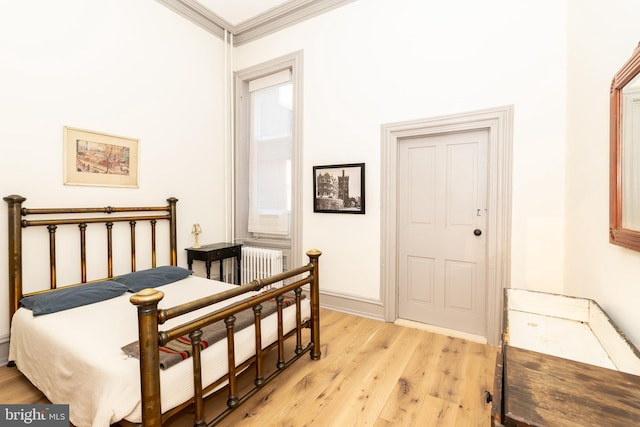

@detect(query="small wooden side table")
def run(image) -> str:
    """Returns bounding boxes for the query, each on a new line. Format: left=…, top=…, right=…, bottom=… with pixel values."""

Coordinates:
left=185, top=242, right=242, bottom=284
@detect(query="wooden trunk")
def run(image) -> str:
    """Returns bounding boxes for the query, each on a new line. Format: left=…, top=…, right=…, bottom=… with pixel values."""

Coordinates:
left=493, top=289, right=640, bottom=427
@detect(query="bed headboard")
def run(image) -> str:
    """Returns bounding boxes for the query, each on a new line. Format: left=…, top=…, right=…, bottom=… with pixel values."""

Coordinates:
left=4, top=195, right=178, bottom=323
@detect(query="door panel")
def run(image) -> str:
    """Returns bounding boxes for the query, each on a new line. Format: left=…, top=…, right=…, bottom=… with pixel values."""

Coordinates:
left=447, top=143, right=476, bottom=226
left=407, top=255, right=434, bottom=305
left=398, top=130, right=488, bottom=336
left=408, top=146, right=436, bottom=224
left=445, top=259, right=474, bottom=311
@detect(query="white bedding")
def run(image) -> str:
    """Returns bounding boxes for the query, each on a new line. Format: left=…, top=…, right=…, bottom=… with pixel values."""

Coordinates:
left=9, top=275, right=310, bottom=427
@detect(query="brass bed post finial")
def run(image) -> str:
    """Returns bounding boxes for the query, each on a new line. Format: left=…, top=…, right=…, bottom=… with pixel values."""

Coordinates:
left=130, top=288, right=165, bottom=427
left=4, top=194, right=26, bottom=324
left=306, top=249, right=322, bottom=360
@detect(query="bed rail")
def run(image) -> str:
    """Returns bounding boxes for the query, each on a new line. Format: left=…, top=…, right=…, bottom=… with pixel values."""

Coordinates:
left=4, top=195, right=178, bottom=324
left=130, top=249, right=322, bottom=427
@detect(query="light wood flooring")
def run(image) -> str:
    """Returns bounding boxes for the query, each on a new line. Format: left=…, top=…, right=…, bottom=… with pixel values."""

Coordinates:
left=0, top=308, right=499, bottom=426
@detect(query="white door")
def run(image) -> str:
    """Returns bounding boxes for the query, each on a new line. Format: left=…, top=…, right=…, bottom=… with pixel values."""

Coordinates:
left=398, top=130, right=488, bottom=336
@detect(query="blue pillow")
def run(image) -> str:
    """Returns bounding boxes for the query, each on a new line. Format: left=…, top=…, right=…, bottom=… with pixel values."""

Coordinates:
left=114, top=266, right=192, bottom=292
left=20, top=280, right=128, bottom=316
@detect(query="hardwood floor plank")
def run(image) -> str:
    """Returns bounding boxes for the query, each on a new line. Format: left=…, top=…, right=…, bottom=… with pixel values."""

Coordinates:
left=328, top=326, right=421, bottom=426
left=416, top=394, right=463, bottom=426
left=460, top=351, right=496, bottom=410
left=424, top=336, right=470, bottom=404
left=377, top=332, right=447, bottom=425
left=0, top=365, right=49, bottom=404
left=296, top=322, right=408, bottom=425
left=239, top=317, right=405, bottom=425
left=218, top=310, right=383, bottom=425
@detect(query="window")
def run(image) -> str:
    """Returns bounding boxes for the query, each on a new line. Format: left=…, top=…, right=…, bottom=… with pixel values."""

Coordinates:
left=235, top=52, right=302, bottom=268
left=248, top=72, right=292, bottom=235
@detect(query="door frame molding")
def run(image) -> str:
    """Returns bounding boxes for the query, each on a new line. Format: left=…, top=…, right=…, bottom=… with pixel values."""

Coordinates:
left=380, top=105, right=513, bottom=345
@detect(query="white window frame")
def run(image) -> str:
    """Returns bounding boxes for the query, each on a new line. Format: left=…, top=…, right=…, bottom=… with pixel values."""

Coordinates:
left=234, top=51, right=303, bottom=269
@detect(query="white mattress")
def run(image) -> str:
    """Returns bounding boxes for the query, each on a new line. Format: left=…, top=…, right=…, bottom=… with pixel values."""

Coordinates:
left=9, top=275, right=310, bottom=427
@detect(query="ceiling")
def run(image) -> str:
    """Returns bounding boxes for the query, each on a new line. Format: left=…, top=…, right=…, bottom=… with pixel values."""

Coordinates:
left=194, top=0, right=295, bottom=27
left=157, top=0, right=355, bottom=45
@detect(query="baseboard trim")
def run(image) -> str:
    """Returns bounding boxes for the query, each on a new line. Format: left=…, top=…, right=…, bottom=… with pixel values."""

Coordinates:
left=318, top=290, right=384, bottom=321
left=0, top=334, right=9, bottom=367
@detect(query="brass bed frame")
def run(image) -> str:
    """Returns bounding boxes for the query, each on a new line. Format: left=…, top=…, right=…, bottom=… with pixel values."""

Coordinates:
left=4, top=195, right=321, bottom=426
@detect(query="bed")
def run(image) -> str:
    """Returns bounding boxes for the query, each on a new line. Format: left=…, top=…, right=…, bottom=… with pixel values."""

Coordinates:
left=4, top=195, right=321, bottom=427
left=491, top=288, right=640, bottom=426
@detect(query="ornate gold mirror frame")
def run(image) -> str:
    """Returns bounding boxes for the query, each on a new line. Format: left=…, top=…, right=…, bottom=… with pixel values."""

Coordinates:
left=610, top=42, right=640, bottom=250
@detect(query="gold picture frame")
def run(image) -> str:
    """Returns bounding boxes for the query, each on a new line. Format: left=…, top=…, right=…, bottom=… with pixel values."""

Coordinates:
left=63, top=126, right=139, bottom=188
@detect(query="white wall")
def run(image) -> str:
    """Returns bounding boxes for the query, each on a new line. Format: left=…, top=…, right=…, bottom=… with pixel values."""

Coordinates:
left=565, top=0, right=640, bottom=348
left=5, top=0, right=636, bottom=353
left=234, top=0, right=567, bottom=303
left=0, top=1, right=227, bottom=339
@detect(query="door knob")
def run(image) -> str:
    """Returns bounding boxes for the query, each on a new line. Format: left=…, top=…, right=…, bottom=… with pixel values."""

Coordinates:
left=474, top=229, right=482, bottom=236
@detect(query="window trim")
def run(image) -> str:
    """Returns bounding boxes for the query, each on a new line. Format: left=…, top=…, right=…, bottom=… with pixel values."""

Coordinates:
left=234, top=51, right=303, bottom=269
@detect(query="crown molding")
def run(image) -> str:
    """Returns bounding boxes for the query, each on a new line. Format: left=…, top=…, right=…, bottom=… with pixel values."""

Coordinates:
left=157, top=0, right=226, bottom=38
left=156, top=0, right=356, bottom=46
left=233, top=0, right=356, bottom=45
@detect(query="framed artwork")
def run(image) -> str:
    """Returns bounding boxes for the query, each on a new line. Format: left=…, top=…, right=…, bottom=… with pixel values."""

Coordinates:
left=63, top=126, right=139, bottom=188
left=313, top=162, right=365, bottom=214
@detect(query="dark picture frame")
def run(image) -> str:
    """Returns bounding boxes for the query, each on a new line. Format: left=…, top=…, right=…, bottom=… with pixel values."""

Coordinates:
left=313, top=163, right=365, bottom=214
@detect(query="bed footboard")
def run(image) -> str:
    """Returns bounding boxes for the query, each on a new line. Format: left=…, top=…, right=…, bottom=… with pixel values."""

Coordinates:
left=130, top=249, right=322, bottom=426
